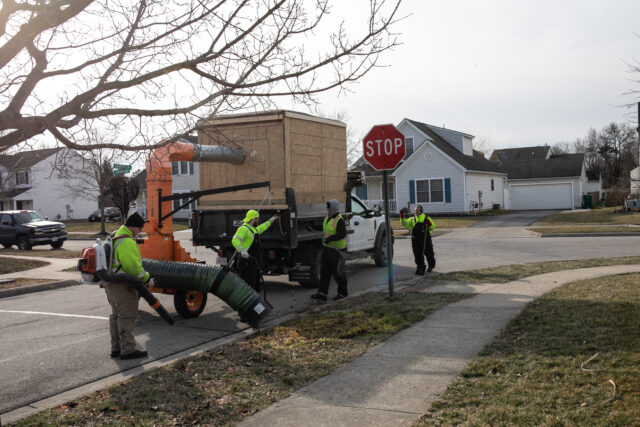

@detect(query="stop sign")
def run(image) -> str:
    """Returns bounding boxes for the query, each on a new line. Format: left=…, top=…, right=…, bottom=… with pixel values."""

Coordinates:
left=362, top=124, right=405, bottom=170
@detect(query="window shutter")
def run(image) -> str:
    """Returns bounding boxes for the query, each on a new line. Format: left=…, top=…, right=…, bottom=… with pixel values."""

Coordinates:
left=409, top=180, right=415, bottom=204
left=355, top=185, right=368, bottom=200
left=444, top=178, right=451, bottom=203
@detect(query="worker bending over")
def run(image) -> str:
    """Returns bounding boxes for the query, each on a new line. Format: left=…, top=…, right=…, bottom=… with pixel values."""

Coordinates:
left=232, top=210, right=278, bottom=292
left=400, top=205, right=436, bottom=275
left=311, top=199, right=348, bottom=301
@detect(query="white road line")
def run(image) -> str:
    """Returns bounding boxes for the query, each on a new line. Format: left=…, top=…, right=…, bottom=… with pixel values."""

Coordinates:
left=0, top=309, right=108, bottom=320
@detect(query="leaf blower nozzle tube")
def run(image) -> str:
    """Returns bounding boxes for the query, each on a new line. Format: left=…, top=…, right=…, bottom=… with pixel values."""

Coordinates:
left=94, top=270, right=174, bottom=325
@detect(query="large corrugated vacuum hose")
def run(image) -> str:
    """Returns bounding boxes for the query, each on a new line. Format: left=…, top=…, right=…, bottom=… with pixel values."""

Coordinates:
left=141, top=259, right=269, bottom=326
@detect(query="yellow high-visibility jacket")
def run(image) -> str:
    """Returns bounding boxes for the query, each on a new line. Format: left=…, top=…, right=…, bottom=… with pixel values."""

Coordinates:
left=112, top=225, right=150, bottom=283
left=232, top=220, right=273, bottom=252
left=401, top=213, right=436, bottom=234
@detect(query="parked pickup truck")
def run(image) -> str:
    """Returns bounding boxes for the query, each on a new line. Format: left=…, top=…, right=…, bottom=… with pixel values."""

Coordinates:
left=192, top=187, right=391, bottom=287
left=0, top=210, right=67, bottom=250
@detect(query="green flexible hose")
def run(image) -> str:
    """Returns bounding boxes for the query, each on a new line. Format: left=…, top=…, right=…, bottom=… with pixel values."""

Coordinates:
left=141, top=259, right=269, bottom=324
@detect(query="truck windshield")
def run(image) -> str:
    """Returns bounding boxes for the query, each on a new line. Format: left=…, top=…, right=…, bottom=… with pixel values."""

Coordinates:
left=14, top=212, right=45, bottom=224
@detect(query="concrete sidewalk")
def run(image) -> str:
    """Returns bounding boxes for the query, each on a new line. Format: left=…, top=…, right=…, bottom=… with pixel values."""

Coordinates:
left=238, top=264, right=640, bottom=427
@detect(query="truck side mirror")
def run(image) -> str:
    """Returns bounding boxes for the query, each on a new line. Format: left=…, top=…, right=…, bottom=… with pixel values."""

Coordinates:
left=373, top=205, right=381, bottom=216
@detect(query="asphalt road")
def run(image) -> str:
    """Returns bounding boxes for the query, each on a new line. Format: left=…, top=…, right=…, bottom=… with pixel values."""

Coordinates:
left=1, top=215, right=640, bottom=416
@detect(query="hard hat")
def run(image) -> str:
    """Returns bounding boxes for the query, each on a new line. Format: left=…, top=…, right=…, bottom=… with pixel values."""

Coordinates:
left=243, top=209, right=259, bottom=223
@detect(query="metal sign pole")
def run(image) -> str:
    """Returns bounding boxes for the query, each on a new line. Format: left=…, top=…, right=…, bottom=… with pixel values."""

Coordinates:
left=382, top=170, right=394, bottom=297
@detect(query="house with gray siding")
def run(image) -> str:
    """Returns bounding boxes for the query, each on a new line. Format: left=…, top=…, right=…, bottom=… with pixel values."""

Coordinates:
left=351, top=119, right=506, bottom=214
left=490, top=146, right=587, bottom=209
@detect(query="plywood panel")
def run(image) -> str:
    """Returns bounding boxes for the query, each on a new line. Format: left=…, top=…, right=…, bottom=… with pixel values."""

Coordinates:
left=290, top=117, right=322, bottom=136
left=291, top=154, right=321, bottom=176
left=321, top=123, right=346, bottom=140
left=198, top=112, right=346, bottom=209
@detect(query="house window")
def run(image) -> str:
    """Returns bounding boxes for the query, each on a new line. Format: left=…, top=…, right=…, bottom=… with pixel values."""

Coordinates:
left=404, top=137, right=414, bottom=158
left=171, top=161, right=194, bottom=175
left=491, top=179, right=494, bottom=191
left=416, top=178, right=445, bottom=203
left=16, top=171, right=28, bottom=185
left=173, top=192, right=197, bottom=211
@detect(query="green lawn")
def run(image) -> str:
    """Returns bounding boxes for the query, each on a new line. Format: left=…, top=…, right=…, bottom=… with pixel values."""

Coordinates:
left=417, top=273, right=640, bottom=426
left=533, top=207, right=640, bottom=226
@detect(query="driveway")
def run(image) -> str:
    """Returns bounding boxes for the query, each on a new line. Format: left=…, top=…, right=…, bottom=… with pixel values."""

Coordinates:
left=469, top=210, right=557, bottom=227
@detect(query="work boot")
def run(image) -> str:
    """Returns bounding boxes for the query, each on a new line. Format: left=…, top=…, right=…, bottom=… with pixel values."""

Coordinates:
left=427, top=266, right=434, bottom=273
left=333, top=294, right=347, bottom=301
left=310, top=292, right=327, bottom=301
left=415, top=267, right=425, bottom=275
left=110, top=350, right=120, bottom=358
left=120, top=350, right=148, bottom=360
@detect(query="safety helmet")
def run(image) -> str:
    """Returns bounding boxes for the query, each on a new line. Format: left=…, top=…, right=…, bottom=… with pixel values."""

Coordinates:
left=243, top=209, right=259, bottom=223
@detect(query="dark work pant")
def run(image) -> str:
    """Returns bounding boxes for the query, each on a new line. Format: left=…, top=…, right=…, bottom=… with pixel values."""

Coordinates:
left=318, top=247, right=348, bottom=296
left=238, top=256, right=262, bottom=292
left=412, top=233, right=436, bottom=270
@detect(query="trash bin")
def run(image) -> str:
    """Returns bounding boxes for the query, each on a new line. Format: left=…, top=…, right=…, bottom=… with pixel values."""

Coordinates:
left=582, top=194, right=592, bottom=209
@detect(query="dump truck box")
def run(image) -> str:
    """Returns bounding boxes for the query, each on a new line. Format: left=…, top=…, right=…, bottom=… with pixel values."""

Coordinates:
left=197, top=110, right=348, bottom=217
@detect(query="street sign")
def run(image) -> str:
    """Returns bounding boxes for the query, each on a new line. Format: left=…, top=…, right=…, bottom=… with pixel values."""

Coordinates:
left=362, top=124, right=405, bottom=171
left=113, top=163, right=132, bottom=171
left=113, top=169, right=126, bottom=175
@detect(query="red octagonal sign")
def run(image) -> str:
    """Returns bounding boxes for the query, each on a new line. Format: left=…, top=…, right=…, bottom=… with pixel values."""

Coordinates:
left=362, top=124, right=405, bottom=171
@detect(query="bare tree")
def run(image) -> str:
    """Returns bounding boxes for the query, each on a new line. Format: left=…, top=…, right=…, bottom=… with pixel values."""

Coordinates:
left=109, top=175, right=138, bottom=220
left=0, top=0, right=403, bottom=154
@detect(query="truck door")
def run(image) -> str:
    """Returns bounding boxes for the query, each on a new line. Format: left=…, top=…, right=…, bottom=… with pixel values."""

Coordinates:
left=0, top=213, right=12, bottom=245
left=346, top=197, right=376, bottom=252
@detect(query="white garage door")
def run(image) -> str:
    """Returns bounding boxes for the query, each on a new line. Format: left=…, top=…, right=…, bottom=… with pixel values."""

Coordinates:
left=510, top=183, right=572, bottom=210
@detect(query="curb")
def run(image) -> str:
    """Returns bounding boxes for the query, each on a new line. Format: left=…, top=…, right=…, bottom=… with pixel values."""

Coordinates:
left=0, top=280, right=80, bottom=299
left=540, top=232, right=640, bottom=238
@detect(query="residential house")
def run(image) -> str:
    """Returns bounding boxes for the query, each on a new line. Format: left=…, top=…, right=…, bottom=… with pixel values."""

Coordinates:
left=351, top=119, right=506, bottom=214
left=490, top=146, right=587, bottom=210
left=134, top=136, right=200, bottom=220
left=0, top=147, right=97, bottom=219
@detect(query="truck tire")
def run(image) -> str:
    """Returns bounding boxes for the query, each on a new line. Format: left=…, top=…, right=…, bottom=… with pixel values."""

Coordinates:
left=174, top=290, right=207, bottom=318
left=299, top=249, right=322, bottom=288
left=17, top=235, right=32, bottom=251
left=373, top=230, right=391, bottom=267
left=51, top=241, right=64, bottom=249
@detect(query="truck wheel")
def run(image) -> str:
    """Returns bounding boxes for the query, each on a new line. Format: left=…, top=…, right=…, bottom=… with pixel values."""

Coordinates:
left=299, top=249, right=322, bottom=288
left=51, top=241, right=64, bottom=249
left=373, top=231, right=390, bottom=267
left=174, top=290, right=207, bottom=318
left=17, top=235, right=32, bottom=251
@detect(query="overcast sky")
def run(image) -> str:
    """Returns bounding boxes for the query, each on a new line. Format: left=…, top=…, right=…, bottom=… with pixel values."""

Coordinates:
left=296, top=0, right=640, bottom=152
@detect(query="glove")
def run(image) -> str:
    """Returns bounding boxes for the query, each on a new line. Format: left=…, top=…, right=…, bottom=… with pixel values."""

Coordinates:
left=146, top=278, right=155, bottom=289
left=269, top=215, right=279, bottom=223
left=241, top=250, right=249, bottom=259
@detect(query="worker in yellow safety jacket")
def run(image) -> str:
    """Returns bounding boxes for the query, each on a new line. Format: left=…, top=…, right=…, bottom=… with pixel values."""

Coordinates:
left=400, top=204, right=436, bottom=275
left=105, top=212, right=154, bottom=360
left=311, top=199, right=348, bottom=302
left=232, top=210, right=278, bottom=292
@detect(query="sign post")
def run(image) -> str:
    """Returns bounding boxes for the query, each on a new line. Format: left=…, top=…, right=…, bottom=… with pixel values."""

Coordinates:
left=362, top=124, right=405, bottom=297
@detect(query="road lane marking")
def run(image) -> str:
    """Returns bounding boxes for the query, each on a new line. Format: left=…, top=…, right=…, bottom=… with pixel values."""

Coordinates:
left=0, top=309, right=108, bottom=320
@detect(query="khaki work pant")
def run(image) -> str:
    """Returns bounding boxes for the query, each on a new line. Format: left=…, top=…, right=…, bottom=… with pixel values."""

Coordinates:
left=104, top=282, right=140, bottom=354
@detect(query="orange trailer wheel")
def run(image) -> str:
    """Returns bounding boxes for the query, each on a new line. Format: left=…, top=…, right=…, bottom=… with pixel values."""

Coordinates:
left=174, top=290, right=207, bottom=318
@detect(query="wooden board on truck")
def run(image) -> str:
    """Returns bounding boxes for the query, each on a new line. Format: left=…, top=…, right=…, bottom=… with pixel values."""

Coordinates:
left=197, top=110, right=347, bottom=216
